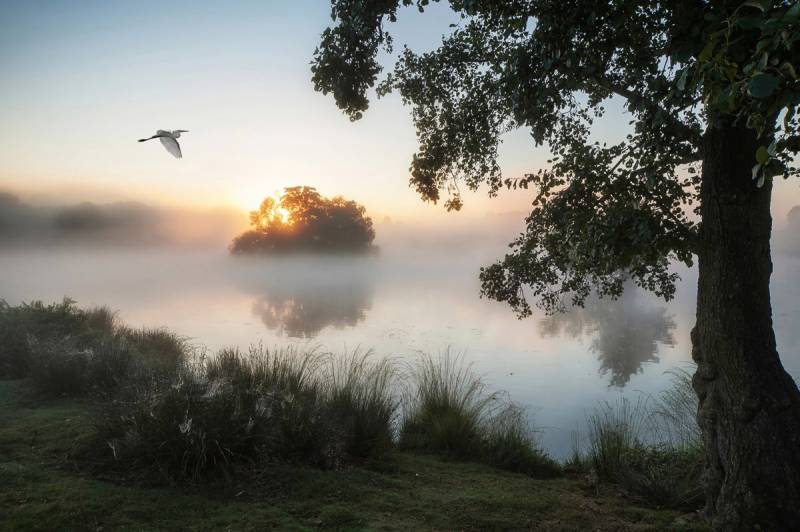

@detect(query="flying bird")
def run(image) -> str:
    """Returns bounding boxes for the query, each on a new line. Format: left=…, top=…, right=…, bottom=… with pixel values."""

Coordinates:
left=138, top=130, right=189, bottom=158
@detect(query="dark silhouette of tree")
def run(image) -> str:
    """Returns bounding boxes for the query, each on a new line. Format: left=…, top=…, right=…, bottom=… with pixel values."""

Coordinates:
left=312, top=2, right=800, bottom=527
left=539, top=289, right=675, bottom=387
left=229, top=186, right=375, bottom=253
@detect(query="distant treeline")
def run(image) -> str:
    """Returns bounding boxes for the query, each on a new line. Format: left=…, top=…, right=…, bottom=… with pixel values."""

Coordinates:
left=0, top=192, right=242, bottom=247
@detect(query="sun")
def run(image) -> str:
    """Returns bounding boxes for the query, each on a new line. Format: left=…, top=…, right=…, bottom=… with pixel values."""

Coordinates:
left=276, top=205, right=291, bottom=225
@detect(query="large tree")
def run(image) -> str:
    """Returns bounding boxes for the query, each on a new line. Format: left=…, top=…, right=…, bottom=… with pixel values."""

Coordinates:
left=230, top=186, right=375, bottom=253
left=311, top=0, right=800, bottom=529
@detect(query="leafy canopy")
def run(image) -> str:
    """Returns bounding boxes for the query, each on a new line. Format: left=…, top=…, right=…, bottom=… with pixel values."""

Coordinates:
left=230, top=186, right=375, bottom=253
left=312, top=0, right=800, bottom=315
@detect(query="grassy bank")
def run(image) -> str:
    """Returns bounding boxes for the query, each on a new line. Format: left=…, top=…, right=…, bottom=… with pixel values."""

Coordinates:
left=0, top=379, right=706, bottom=531
left=0, top=298, right=709, bottom=530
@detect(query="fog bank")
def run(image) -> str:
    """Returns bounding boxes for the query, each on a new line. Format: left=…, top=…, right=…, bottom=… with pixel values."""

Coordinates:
left=0, top=191, right=246, bottom=248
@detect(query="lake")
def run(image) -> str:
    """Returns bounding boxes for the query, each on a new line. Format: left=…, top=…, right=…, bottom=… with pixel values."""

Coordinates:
left=2, top=244, right=799, bottom=458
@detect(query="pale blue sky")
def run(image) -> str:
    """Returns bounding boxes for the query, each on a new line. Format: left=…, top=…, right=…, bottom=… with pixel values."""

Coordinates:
left=1, top=1, right=797, bottom=224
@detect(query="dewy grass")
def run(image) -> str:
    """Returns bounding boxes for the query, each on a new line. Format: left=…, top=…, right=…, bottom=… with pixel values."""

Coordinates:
left=0, top=298, right=115, bottom=379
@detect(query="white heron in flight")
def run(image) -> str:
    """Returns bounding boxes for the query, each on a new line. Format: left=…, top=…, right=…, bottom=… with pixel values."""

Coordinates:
left=138, top=130, right=189, bottom=158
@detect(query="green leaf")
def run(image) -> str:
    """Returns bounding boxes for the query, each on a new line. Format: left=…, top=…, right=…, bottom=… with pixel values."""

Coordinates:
left=780, top=62, right=797, bottom=80
left=698, top=40, right=715, bottom=63
left=748, top=74, right=779, bottom=99
left=756, top=145, right=770, bottom=164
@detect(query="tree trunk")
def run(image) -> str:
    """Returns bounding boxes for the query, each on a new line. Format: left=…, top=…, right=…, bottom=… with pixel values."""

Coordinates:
left=693, top=122, right=800, bottom=530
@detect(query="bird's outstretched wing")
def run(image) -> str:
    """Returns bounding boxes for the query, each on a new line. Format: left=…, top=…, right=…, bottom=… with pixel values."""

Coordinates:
left=160, top=136, right=182, bottom=158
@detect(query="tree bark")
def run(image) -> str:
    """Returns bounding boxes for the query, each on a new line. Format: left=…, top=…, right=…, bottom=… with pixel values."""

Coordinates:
left=693, top=122, right=800, bottom=530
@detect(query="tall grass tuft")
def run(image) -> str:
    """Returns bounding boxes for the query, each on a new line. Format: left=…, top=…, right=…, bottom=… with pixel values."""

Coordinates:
left=586, top=397, right=650, bottom=480
left=400, top=350, right=559, bottom=477
left=650, top=366, right=700, bottom=448
left=322, top=350, right=398, bottom=459
left=400, top=350, right=497, bottom=457
left=581, top=369, right=704, bottom=510
left=483, top=403, right=561, bottom=478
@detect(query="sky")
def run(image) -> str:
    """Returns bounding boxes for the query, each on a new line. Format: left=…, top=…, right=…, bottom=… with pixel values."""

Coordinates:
left=1, top=0, right=799, bottom=226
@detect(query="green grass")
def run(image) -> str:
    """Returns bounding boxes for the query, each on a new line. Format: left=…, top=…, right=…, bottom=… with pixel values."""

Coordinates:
left=0, top=379, right=708, bottom=531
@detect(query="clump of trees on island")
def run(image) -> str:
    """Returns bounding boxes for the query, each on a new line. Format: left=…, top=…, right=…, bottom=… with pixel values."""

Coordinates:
left=229, top=186, right=375, bottom=254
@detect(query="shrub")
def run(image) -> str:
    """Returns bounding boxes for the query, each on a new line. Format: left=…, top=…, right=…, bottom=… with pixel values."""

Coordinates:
left=0, top=299, right=115, bottom=380
left=0, top=298, right=189, bottom=397
left=27, top=336, right=90, bottom=396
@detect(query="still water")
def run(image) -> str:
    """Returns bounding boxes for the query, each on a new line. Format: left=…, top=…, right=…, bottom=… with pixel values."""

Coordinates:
left=2, top=246, right=799, bottom=458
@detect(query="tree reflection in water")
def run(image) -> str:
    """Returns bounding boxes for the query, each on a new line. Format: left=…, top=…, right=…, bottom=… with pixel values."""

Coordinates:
left=251, top=279, right=372, bottom=338
left=234, top=256, right=374, bottom=339
left=539, top=289, right=676, bottom=387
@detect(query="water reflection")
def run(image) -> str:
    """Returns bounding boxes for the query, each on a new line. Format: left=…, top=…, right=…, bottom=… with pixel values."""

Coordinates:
left=539, top=289, right=676, bottom=387
left=233, top=256, right=374, bottom=338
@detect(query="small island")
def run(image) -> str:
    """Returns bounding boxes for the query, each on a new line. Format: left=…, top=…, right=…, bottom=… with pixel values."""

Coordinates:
left=229, top=186, right=375, bottom=254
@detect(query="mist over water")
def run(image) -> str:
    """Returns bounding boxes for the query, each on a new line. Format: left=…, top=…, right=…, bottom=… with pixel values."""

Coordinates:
left=2, top=206, right=800, bottom=458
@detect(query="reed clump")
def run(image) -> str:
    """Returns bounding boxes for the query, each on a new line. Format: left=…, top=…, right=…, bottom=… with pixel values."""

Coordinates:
left=97, top=346, right=400, bottom=480
left=399, top=351, right=560, bottom=478
left=574, top=367, right=704, bottom=510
